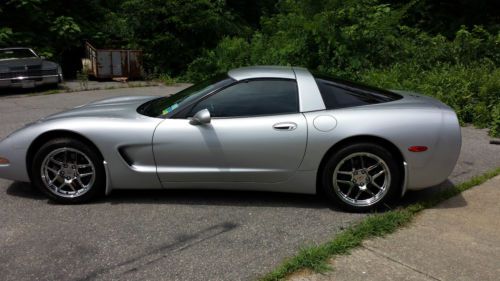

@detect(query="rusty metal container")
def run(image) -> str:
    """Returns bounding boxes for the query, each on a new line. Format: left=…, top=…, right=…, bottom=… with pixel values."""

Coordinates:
left=83, top=42, right=143, bottom=79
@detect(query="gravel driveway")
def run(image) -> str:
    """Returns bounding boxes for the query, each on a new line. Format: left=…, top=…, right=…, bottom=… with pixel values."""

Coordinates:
left=0, top=86, right=499, bottom=281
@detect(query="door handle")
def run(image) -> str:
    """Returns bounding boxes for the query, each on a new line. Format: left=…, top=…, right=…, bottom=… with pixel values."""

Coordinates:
left=273, top=122, right=297, bottom=131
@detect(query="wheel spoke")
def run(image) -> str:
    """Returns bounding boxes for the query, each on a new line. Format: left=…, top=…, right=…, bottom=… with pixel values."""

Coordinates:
left=76, top=177, right=87, bottom=188
left=360, top=156, right=365, bottom=169
left=77, top=164, right=91, bottom=168
left=337, top=180, right=353, bottom=187
left=79, top=172, right=94, bottom=178
left=346, top=184, right=355, bottom=197
left=354, top=189, right=363, bottom=200
left=337, top=171, right=353, bottom=176
left=67, top=181, right=76, bottom=191
left=350, top=158, right=355, bottom=171
left=372, top=170, right=385, bottom=180
left=372, top=181, right=382, bottom=190
left=55, top=181, right=66, bottom=192
left=365, top=188, right=376, bottom=197
left=46, top=166, right=59, bottom=175
left=367, top=162, right=381, bottom=172
left=49, top=157, right=63, bottom=166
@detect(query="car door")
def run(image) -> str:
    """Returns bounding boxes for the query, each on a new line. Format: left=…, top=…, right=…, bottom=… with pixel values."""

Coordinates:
left=152, top=78, right=307, bottom=184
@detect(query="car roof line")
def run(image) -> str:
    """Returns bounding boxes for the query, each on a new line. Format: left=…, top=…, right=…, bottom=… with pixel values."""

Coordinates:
left=228, top=65, right=295, bottom=81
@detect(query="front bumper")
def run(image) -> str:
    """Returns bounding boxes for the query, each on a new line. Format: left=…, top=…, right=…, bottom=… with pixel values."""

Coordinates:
left=0, top=136, right=30, bottom=182
left=0, top=74, right=62, bottom=88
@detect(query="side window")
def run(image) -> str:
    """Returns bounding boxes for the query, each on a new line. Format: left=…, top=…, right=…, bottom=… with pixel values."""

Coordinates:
left=316, top=79, right=381, bottom=109
left=189, top=79, right=299, bottom=117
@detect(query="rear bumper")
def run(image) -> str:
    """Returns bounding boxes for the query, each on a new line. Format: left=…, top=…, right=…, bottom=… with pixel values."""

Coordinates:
left=0, top=74, right=62, bottom=88
left=406, top=109, right=461, bottom=190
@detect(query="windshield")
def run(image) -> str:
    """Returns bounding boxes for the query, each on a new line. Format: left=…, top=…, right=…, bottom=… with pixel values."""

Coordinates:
left=0, top=49, right=37, bottom=60
left=138, top=74, right=234, bottom=118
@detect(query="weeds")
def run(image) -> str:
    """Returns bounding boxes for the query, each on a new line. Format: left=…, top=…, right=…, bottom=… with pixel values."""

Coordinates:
left=76, top=69, right=89, bottom=91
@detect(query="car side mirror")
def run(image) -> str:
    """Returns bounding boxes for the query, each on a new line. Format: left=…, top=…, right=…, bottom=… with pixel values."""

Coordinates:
left=189, top=109, right=211, bottom=125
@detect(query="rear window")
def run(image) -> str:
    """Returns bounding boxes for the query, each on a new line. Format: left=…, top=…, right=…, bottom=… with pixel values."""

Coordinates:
left=314, top=73, right=401, bottom=110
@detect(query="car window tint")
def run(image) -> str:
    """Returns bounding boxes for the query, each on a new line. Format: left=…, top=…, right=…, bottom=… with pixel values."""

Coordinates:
left=316, top=79, right=383, bottom=109
left=190, top=79, right=298, bottom=117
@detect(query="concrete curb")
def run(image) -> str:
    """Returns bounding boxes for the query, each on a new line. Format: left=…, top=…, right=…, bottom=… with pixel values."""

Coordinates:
left=289, top=175, right=500, bottom=281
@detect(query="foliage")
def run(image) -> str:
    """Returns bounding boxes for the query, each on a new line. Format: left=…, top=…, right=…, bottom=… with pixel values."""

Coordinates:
left=385, top=0, right=500, bottom=37
left=116, top=0, right=248, bottom=76
left=49, top=16, right=81, bottom=42
left=76, top=69, right=89, bottom=91
left=157, top=73, right=177, bottom=85
left=0, top=0, right=255, bottom=76
left=0, top=27, right=13, bottom=45
left=185, top=3, right=500, bottom=79
left=491, top=103, right=500, bottom=138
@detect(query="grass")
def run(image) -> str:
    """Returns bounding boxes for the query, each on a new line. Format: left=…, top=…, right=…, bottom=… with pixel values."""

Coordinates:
left=259, top=167, right=500, bottom=281
left=157, top=73, right=178, bottom=85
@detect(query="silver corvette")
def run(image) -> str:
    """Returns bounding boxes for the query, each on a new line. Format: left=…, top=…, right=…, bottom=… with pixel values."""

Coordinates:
left=0, top=66, right=461, bottom=211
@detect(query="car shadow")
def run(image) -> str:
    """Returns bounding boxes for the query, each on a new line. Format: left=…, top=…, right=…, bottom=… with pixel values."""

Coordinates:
left=6, top=179, right=468, bottom=211
left=392, top=179, right=468, bottom=209
left=6, top=181, right=335, bottom=210
left=5, top=181, right=46, bottom=200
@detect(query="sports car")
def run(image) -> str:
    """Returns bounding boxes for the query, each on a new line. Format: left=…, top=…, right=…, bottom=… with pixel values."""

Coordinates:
left=0, top=66, right=461, bottom=211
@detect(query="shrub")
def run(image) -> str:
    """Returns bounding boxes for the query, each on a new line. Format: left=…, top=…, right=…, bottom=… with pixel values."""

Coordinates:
left=157, top=73, right=177, bottom=85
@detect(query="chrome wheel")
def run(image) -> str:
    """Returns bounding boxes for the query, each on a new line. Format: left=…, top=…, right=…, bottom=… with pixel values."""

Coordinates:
left=332, top=152, right=391, bottom=207
left=40, top=147, right=96, bottom=198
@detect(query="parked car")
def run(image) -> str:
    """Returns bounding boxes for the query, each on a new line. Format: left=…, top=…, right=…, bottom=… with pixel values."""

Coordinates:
left=0, top=66, right=461, bottom=211
left=0, top=47, right=63, bottom=89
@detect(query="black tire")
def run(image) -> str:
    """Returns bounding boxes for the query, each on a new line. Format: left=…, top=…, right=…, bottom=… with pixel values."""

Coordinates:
left=31, top=138, right=105, bottom=203
left=321, top=142, right=401, bottom=212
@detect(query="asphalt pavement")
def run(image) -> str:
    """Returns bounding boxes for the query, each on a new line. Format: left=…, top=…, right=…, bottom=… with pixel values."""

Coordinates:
left=0, top=86, right=499, bottom=281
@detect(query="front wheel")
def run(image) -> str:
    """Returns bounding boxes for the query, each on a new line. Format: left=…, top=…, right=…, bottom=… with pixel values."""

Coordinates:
left=321, top=143, right=401, bottom=212
left=31, top=138, right=105, bottom=203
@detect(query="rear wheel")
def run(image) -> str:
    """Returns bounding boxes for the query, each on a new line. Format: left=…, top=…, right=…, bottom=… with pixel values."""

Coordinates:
left=31, top=138, right=105, bottom=203
left=321, top=143, right=401, bottom=212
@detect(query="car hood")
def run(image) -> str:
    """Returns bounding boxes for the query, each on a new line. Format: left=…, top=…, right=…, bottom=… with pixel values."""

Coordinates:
left=41, top=96, right=160, bottom=121
left=0, top=58, right=42, bottom=67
